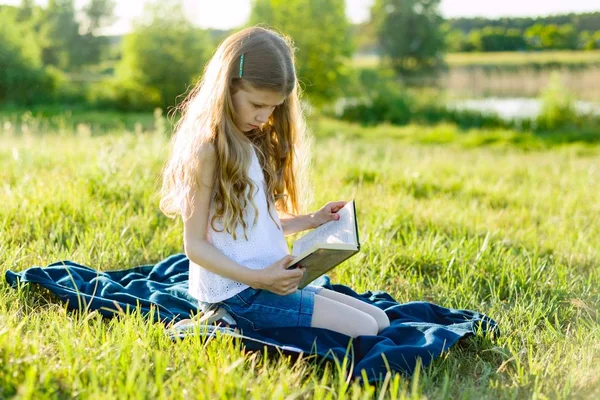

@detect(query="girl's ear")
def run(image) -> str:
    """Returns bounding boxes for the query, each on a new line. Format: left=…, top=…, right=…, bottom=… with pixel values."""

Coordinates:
left=233, top=77, right=251, bottom=95
left=229, top=78, right=240, bottom=95
left=230, top=78, right=241, bottom=94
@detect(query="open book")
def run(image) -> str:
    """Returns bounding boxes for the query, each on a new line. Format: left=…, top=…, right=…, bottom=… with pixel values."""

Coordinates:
left=287, top=200, right=360, bottom=288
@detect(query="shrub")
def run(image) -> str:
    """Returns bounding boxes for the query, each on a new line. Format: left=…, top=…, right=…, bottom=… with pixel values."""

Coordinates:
left=335, top=68, right=506, bottom=129
left=87, top=79, right=162, bottom=112
left=336, top=68, right=413, bottom=126
left=0, top=11, right=55, bottom=105
left=536, top=73, right=578, bottom=131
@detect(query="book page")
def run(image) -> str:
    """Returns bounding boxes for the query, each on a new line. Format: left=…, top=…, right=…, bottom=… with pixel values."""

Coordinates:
left=292, top=200, right=356, bottom=257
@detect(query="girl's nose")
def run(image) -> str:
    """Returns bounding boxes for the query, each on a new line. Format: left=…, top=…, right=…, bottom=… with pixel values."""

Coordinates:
left=256, top=110, right=270, bottom=123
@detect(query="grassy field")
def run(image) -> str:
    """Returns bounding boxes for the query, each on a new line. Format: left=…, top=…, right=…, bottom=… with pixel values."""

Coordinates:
left=1, top=113, right=599, bottom=399
left=353, top=50, right=600, bottom=69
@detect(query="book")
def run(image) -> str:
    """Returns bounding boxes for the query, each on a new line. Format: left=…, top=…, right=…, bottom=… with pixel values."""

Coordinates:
left=287, top=200, right=360, bottom=289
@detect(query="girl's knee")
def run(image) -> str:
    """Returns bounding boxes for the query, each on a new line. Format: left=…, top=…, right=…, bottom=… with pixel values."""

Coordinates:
left=365, top=314, right=380, bottom=336
left=361, top=302, right=390, bottom=332
left=353, top=313, right=378, bottom=337
left=374, top=308, right=390, bottom=332
left=341, top=313, right=378, bottom=337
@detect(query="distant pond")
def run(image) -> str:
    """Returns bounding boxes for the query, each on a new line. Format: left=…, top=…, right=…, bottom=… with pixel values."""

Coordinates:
left=448, top=97, right=600, bottom=120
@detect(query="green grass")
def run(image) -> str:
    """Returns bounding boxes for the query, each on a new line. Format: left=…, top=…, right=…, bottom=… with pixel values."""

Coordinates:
left=314, top=118, right=600, bottom=151
left=0, top=106, right=160, bottom=134
left=1, top=113, right=599, bottom=398
left=353, top=50, right=600, bottom=69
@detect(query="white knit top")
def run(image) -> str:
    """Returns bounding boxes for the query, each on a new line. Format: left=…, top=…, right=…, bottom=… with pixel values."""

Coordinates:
left=188, top=145, right=290, bottom=303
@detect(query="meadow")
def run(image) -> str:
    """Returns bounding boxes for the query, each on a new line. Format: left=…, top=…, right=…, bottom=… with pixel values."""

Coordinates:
left=1, top=112, right=599, bottom=399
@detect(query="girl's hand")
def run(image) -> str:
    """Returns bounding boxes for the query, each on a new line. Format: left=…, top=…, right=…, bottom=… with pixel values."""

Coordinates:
left=254, top=255, right=306, bottom=295
left=312, top=200, right=347, bottom=228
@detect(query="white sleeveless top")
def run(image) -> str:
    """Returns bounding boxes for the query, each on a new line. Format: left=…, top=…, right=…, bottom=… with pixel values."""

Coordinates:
left=188, top=145, right=290, bottom=303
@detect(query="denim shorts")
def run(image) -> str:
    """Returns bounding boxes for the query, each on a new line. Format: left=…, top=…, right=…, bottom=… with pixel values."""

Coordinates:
left=200, top=285, right=322, bottom=332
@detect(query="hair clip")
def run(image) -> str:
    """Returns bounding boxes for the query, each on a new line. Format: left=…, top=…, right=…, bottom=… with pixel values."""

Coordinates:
left=239, top=53, right=244, bottom=78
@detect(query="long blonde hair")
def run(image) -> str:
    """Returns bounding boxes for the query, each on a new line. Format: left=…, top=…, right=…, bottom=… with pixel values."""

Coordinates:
left=159, top=26, right=312, bottom=240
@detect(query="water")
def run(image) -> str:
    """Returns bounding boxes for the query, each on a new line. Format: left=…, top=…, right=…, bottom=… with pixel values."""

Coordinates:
left=449, top=97, right=600, bottom=120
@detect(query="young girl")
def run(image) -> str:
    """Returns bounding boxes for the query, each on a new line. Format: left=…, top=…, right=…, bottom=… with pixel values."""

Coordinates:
left=160, top=27, right=389, bottom=338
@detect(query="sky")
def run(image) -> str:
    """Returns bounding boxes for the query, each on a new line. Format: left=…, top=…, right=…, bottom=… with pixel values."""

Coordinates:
left=1, top=0, right=599, bottom=35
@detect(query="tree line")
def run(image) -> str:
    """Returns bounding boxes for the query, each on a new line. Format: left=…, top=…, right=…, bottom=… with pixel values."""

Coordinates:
left=1, top=0, right=599, bottom=111
left=449, top=13, right=600, bottom=35
left=444, top=23, right=600, bottom=52
left=355, top=10, right=600, bottom=54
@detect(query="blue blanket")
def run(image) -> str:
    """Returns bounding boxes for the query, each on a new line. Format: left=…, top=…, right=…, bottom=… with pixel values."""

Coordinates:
left=5, top=253, right=498, bottom=382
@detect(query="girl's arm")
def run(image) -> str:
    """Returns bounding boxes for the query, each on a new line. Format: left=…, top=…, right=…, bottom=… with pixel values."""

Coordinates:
left=278, top=201, right=347, bottom=236
left=183, top=144, right=262, bottom=287
left=278, top=210, right=317, bottom=236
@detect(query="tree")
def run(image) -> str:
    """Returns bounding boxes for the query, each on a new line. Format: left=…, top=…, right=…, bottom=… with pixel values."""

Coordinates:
left=352, top=20, right=379, bottom=54
left=38, top=0, right=79, bottom=69
left=525, top=24, right=578, bottom=50
left=249, top=0, right=354, bottom=105
left=71, top=0, right=116, bottom=68
left=15, top=0, right=44, bottom=43
left=442, top=23, right=467, bottom=53
left=115, top=1, right=212, bottom=110
left=372, top=0, right=445, bottom=76
left=467, top=27, right=526, bottom=52
left=16, top=0, right=35, bottom=22
left=80, top=0, right=116, bottom=35
left=579, top=30, right=600, bottom=50
left=0, top=9, right=53, bottom=104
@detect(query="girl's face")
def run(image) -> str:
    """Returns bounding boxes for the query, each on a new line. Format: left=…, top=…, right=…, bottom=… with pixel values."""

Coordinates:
left=231, top=84, right=286, bottom=133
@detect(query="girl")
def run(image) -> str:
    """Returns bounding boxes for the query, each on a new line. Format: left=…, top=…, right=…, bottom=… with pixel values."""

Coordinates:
left=160, top=27, right=389, bottom=338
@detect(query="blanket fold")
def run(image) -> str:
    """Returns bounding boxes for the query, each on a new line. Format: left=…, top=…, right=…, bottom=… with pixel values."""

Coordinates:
left=5, top=253, right=498, bottom=382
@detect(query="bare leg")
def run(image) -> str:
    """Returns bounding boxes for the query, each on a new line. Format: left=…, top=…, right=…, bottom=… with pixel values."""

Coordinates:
left=311, top=294, right=378, bottom=337
left=315, top=288, right=390, bottom=332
